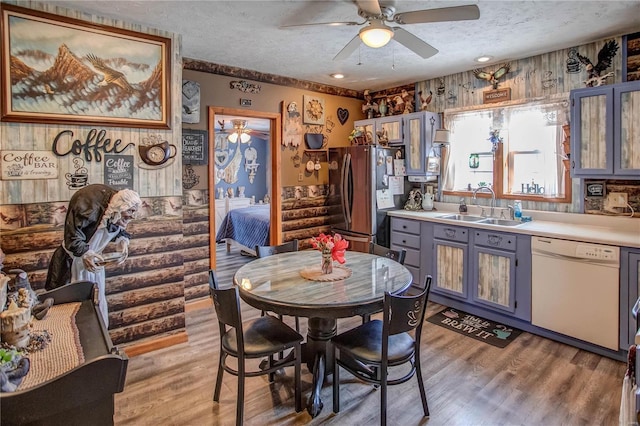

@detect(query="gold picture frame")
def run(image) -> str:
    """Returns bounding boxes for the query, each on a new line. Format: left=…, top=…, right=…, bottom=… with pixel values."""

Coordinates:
left=1, top=4, right=171, bottom=129
left=303, top=95, right=325, bottom=125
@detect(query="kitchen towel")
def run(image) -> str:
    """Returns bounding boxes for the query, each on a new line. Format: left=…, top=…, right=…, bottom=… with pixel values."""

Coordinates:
left=426, top=307, right=522, bottom=348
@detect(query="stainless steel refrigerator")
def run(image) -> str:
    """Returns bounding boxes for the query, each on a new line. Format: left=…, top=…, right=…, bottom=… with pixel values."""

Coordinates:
left=328, top=145, right=409, bottom=252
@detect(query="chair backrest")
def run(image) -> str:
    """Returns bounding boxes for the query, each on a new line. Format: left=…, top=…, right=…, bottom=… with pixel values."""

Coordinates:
left=209, top=270, right=243, bottom=340
left=370, top=242, right=406, bottom=265
left=255, top=239, right=299, bottom=258
left=383, top=275, right=432, bottom=337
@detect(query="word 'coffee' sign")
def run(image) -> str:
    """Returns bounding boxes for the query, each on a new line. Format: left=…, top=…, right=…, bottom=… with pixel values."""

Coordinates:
left=104, top=155, right=134, bottom=190
left=1, top=151, right=59, bottom=180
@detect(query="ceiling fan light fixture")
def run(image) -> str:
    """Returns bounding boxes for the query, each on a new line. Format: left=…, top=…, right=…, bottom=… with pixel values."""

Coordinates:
left=359, top=21, right=394, bottom=48
left=330, top=73, right=345, bottom=79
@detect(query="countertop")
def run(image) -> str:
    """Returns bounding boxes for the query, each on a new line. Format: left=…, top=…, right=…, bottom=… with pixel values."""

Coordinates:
left=387, top=203, right=640, bottom=249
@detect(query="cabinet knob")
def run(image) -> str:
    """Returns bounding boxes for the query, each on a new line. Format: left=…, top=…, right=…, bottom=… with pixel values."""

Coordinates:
left=402, top=240, right=407, bottom=244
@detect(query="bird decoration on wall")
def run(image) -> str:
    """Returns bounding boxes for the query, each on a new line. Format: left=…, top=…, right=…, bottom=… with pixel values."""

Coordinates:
left=576, top=40, right=619, bottom=87
left=418, top=90, right=433, bottom=110
left=85, top=54, right=135, bottom=93
left=473, top=63, right=511, bottom=90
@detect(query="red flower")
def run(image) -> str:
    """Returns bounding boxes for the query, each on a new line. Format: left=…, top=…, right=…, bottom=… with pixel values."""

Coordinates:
left=309, top=232, right=349, bottom=264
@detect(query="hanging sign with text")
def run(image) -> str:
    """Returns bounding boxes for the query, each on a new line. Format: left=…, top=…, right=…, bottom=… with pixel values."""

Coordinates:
left=483, top=87, right=511, bottom=104
left=182, top=129, right=208, bottom=165
left=104, top=155, right=134, bottom=189
left=1, top=150, right=59, bottom=180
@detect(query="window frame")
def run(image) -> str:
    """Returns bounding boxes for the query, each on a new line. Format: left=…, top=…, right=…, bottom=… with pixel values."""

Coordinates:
left=442, top=96, right=572, bottom=204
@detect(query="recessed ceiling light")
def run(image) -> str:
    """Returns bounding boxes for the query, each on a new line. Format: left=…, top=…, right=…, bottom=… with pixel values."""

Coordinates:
left=475, top=56, right=493, bottom=63
left=331, top=73, right=345, bottom=79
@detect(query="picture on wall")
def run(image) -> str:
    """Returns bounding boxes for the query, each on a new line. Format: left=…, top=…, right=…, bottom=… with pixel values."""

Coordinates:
left=0, top=4, right=171, bottom=128
left=303, top=95, right=325, bottom=125
left=622, top=31, right=640, bottom=82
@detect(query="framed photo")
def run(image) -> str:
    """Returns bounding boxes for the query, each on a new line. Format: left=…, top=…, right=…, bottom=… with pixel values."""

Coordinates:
left=303, top=95, right=325, bottom=125
left=1, top=4, right=171, bottom=128
left=622, top=31, right=640, bottom=82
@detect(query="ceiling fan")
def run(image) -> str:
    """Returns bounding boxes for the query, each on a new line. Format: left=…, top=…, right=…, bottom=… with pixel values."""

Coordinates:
left=217, top=119, right=269, bottom=142
left=281, top=0, right=480, bottom=61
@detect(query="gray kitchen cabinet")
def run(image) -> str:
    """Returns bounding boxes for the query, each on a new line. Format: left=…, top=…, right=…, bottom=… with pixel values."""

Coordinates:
left=431, top=223, right=469, bottom=300
left=354, top=116, right=403, bottom=146
left=404, top=111, right=441, bottom=176
left=470, top=229, right=531, bottom=321
left=390, top=217, right=422, bottom=287
left=621, top=248, right=640, bottom=350
left=571, top=80, right=640, bottom=177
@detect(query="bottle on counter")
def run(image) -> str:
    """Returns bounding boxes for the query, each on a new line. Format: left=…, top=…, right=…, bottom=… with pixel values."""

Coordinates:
left=514, top=200, right=522, bottom=220
left=459, top=198, right=468, bottom=213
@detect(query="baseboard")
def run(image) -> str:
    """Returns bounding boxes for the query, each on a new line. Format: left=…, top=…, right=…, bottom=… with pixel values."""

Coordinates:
left=121, top=331, right=188, bottom=357
left=185, top=297, right=212, bottom=312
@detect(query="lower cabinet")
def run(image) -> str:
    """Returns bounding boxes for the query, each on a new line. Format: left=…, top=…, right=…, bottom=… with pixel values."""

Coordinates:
left=390, top=217, right=422, bottom=288
left=621, top=248, right=640, bottom=350
left=428, top=223, right=531, bottom=321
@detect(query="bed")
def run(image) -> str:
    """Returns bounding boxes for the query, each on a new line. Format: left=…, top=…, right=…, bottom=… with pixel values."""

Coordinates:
left=215, top=204, right=270, bottom=255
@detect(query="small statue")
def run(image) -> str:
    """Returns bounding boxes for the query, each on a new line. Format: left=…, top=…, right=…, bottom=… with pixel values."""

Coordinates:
left=404, top=190, right=423, bottom=211
left=361, top=89, right=378, bottom=119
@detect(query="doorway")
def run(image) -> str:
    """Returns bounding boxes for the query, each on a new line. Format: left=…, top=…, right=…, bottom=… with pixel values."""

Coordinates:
left=208, top=106, right=282, bottom=269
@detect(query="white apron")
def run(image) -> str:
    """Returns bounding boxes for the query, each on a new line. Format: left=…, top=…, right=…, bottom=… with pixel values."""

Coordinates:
left=68, top=225, right=120, bottom=326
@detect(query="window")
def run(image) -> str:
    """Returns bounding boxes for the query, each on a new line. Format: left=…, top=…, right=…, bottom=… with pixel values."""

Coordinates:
left=442, top=97, right=571, bottom=202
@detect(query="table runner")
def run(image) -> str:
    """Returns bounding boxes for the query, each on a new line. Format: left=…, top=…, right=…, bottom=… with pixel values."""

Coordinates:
left=18, top=302, right=84, bottom=390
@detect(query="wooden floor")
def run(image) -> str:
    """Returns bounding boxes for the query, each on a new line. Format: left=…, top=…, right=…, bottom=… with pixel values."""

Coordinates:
left=115, top=245, right=627, bottom=425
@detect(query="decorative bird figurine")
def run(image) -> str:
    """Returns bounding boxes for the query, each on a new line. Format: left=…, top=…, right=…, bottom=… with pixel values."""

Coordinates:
left=85, top=54, right=135, bottom=93
left=576, top=40, right=619, bottom=87
left=418, top=90, right=433, bottom=110
left=473, top=63, right=511, bottom=90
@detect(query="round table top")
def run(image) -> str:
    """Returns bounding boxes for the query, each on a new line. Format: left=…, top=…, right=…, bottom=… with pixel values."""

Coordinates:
left=233, top=250, right=413, bottom=319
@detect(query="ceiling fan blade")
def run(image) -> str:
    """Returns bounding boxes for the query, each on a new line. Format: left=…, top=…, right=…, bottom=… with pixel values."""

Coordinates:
left=280, top=20, right=362, bottom=29
left=355, top=0, right=382, bottom=16
left=394, top=5, right=480, bottom=25
left=333, top=34, right=362, bottom=61
left=392, top=27, right=438, bottom=59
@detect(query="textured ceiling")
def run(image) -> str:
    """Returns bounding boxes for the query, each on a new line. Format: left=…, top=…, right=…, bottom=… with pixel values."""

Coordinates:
left=49, top=0, right=640, bottom=92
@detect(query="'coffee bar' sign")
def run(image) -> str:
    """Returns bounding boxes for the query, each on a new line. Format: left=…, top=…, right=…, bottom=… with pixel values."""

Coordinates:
left=1, top=151, right=59, bottom=180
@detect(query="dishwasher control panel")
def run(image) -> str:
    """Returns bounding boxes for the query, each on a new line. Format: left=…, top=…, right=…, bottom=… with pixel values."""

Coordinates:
left=576, top=244, right=618, bottom=261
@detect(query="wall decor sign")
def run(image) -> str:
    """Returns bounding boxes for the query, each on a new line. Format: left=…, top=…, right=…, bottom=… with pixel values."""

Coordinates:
left=104, top=154, right=134, bottom=190
left=182, top=129, right=208, bottom=165
left=482, top=87, right=511, bottom=104
left=0, top=4, right=171, bottom=129
left=0, top=150, right=59, bottom=180
left=182, top=80, right=200, bottom=124
left=303, top=95, right=325, bottom=125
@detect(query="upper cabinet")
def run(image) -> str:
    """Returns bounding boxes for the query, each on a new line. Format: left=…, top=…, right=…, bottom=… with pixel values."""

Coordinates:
left=570, top=81, right=640, bottom=177
left=404, top=111, right=441, bottom=176
left=354, top=116, right=403, bottom=146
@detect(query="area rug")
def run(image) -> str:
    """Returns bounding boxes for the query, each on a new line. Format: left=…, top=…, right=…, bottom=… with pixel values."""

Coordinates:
left=426, top=307, right=522, bottom=348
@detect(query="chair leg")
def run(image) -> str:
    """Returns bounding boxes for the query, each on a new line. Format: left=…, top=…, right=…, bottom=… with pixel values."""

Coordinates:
left=213, top=352, right=224, bottom=402
left=268, top=355, right=275, bottom=382
left=361, top=313, right=371, bottom=324
left=380, top=362, right=388, bottom=426
left=415, top=353, right=430, bottom=417
left=295, top=316, right=300, bottom=332
left=295, top=343, right=302, bottom=413
left=333, top=348, right=340, bottom=413
left=237, top=359, right=245, bottom=426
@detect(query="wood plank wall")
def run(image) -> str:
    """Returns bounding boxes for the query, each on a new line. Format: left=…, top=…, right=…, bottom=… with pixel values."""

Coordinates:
left=182, top=198, right=211, bottom=303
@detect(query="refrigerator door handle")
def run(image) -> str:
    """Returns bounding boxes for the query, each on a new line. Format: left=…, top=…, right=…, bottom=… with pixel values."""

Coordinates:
left=342, top=152, right=352, bottom=227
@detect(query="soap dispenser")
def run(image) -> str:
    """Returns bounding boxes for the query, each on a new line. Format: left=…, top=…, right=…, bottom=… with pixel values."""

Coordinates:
left=459, top=198, right=468, bottom=213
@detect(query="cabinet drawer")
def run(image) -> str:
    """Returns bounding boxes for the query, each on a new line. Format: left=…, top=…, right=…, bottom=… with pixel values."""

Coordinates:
left=391, top=232, right=421, bottom=249
left=473, top=229, right=516, bottom=251
left=434, top=224, right=469, bottom=243
left=391, top=218, right=421, bottom=235
left=403, top=247, right=421, bottom=267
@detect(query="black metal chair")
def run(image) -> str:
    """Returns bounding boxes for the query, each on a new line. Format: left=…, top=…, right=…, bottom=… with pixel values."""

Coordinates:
left=332, top=275, right=432, bottom=426
left=369, top=242, right=406, bottom=265
left=255, top=240, right=300, bottom=332
left=360, top=242, right=408, bottom=323
left=209, top=270, right=303, bottom=426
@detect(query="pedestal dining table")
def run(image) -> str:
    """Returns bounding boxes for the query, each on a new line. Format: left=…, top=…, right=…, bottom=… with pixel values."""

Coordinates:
left=233, top=250, right=413, bottom=418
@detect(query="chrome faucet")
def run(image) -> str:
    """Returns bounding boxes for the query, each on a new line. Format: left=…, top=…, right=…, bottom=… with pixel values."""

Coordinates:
left=472, top=186, right=496, bottom=218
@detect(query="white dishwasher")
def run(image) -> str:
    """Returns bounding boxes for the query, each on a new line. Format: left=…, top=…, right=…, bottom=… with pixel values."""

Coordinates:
left=531, top=236, right=620, bottom=350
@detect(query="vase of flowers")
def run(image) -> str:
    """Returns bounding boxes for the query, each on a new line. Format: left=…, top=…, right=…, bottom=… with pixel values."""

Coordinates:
left=310, top=233, right=349, bottom=275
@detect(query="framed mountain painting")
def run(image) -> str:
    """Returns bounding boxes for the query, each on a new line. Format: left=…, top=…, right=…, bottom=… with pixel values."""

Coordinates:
left=1, top=4, right=171, bottom=129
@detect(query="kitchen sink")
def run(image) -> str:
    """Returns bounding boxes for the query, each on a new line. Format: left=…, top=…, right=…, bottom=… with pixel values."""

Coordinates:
left=438, top=214, right=486, bottom=222
left=478, top=218, right=523, bottom=227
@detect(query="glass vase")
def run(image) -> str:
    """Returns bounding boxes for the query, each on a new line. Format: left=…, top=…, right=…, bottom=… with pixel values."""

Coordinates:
left=321, top=250, right=333, bottom=275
